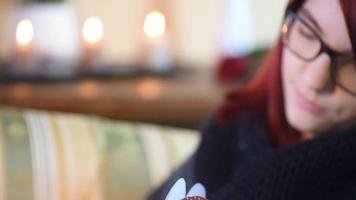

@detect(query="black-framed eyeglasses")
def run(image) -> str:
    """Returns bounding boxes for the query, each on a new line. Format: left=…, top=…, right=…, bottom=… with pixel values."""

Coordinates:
left=281, top=9, right=356, bottom=97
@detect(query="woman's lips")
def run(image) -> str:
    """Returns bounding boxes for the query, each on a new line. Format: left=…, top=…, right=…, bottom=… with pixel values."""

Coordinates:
left=296, top=89, right=325, bottom=115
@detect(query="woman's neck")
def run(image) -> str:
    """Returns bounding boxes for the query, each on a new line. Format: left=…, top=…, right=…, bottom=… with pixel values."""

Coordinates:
left=300, top=131, right=316, bottom=141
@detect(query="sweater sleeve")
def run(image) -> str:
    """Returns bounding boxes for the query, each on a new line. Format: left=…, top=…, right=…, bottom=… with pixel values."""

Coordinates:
left=146, top=115, right=238, bottom=200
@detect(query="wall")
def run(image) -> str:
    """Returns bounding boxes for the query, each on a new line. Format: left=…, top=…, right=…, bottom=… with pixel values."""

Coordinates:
left=0, top=0, right=19, bottom=60
left=0, top=0, right=287, bottom=67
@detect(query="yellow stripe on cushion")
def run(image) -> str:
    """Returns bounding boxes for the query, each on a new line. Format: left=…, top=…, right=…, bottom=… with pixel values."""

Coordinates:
left=54, top=113, right=103, bottom=200
left=48, top=113, right=69, bottom=200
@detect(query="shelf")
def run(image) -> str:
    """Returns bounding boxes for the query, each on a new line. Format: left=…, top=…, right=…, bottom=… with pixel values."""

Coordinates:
left=0, top=68, right=237, bottom=129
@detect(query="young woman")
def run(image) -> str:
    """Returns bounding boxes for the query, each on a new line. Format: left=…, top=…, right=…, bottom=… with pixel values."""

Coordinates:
left=147, top=0, right=356, bottom=199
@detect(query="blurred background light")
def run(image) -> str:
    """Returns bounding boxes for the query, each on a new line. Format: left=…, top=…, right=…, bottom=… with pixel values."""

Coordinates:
left=82, top=16, right=103, bottom=48
left=144, top=11, right=166, bottom=39
left=16, top=19, right=34, bottom=49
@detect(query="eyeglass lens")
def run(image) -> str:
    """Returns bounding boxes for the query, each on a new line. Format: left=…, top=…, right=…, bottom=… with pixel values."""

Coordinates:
left=282, top=12, right=356, bottom=95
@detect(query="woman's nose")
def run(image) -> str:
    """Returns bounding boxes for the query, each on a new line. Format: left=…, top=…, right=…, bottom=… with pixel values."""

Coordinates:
left=301, top=54, right=334, bottom=94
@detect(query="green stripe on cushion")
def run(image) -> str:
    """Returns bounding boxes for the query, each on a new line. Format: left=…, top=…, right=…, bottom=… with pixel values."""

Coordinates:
left=100, top=120, right=151, bottom=200
left=0, top=109, right=34, bottom=200
left=161, top=127, right=199, bottom=170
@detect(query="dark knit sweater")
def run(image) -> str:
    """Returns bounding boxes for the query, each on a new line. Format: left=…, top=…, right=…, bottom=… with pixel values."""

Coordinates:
left=146, top=113, right=356, bottom=200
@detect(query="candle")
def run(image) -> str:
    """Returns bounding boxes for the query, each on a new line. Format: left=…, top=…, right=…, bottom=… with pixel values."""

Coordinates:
left=14, top=19, right=34, bottom=77
left=82, top=16, right=104, bottom=73
left=8, top=4, right=81, bottom=79
left=143, top=11, right=173, bottom=73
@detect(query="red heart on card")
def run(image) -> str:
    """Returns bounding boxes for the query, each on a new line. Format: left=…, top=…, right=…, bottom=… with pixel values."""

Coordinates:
left=182, top=197, right=207, bottom=200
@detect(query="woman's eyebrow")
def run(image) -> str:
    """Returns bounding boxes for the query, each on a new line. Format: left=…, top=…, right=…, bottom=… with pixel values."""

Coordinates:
left=299, top=8, right=324, bottom=36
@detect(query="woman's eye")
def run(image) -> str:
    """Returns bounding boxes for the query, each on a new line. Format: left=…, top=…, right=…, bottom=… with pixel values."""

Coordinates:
left=298, top=26, right=317, bottom=41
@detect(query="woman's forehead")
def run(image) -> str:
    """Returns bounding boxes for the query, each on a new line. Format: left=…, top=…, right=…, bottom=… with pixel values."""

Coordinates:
left=302, top=0, right=352, bottom=52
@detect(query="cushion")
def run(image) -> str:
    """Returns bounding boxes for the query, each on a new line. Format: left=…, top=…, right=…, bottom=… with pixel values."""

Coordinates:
left=0, top=107, right=200, bottom=200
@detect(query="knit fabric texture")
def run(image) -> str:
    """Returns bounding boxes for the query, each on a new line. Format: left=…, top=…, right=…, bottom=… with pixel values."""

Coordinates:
left=147, top=114, right=356, bottom=200
left=209, top=128, right=356, bottom=200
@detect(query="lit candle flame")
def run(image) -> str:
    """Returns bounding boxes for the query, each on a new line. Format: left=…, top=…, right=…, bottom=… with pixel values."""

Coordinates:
left=83, top=16, right=103, bottom=47
left=144, top=11, right=166, bottom=39
left=16, top=19, right=34, bottom=49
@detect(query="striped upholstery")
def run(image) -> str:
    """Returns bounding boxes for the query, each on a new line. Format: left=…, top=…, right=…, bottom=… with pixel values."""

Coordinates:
left=0, top=107, right=200, bottom=200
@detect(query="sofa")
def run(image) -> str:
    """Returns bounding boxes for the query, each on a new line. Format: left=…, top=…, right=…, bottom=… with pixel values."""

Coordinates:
left=0, top=107, right=200, bottom=200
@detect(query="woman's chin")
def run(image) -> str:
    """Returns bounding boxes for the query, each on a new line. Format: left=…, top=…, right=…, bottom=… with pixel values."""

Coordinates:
left=285, top=107, right=327, bottom=134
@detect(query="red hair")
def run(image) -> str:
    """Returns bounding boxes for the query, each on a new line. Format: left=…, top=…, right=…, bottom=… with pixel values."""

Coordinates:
left=217, top=0, right=356, bottom=146
left=217, top=39, right=300, bottom=146
left=340, top=0, right=356, bottom=57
